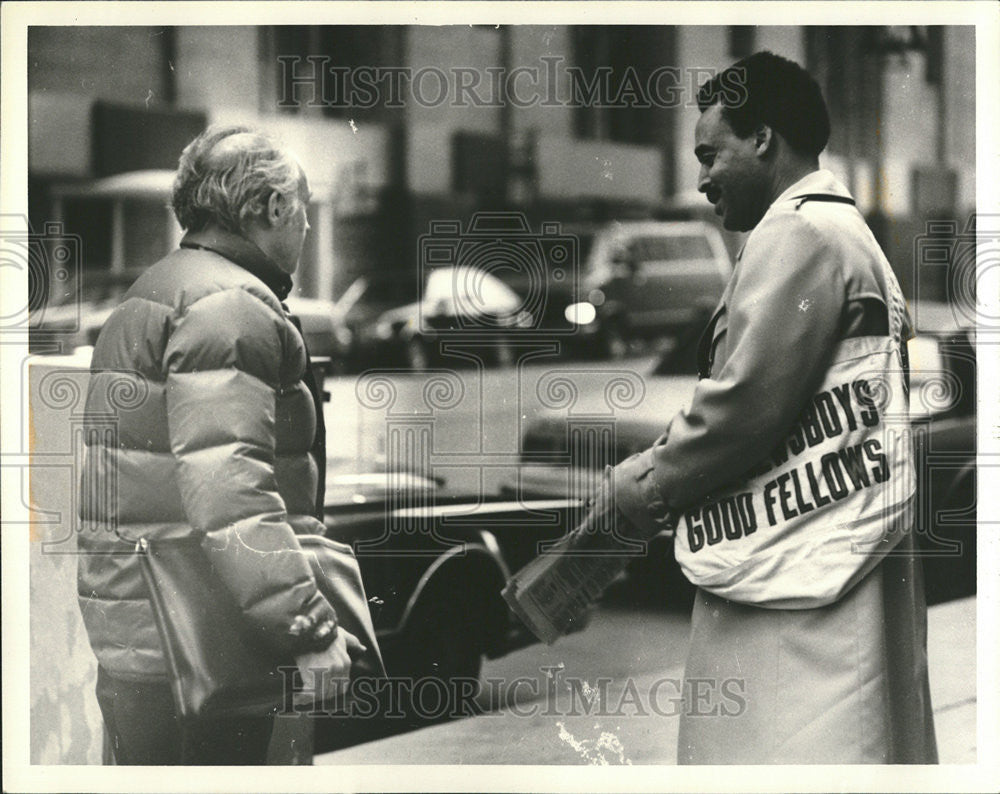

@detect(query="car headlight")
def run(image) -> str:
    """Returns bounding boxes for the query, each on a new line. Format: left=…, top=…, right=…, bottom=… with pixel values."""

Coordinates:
left=564, top=302, right=597, bottom=326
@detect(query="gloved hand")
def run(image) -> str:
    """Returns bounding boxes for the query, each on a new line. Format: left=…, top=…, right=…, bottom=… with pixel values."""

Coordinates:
left=287, top=592, right=339, bottom=651
left=602, top=450, right=676, bottom=541
left=294, top=628, right=367, bottom=704
left=580, top=465, right=628, bottom=539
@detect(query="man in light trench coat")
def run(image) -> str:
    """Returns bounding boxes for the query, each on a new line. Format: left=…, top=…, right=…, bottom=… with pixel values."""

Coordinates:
left=601, top=51, right=938, bottom=764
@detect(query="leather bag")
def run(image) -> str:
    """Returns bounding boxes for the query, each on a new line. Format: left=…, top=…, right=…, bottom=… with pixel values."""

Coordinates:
left=137, top=533, right=385, bottom=721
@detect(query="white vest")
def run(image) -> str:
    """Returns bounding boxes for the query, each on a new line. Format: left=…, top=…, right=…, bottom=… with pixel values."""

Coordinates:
left=674, top=212, right=915, bottom=608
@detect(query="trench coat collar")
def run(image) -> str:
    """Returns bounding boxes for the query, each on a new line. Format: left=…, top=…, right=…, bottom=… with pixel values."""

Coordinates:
left=772, top=168, right=853, bottom=208
left=735, top=169, right=853, bottom=265
left=180, top=225, right=293, bottom=301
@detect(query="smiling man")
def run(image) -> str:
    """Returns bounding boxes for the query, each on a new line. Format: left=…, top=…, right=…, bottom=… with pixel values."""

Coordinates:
left=604, top=51, right=938, bottom=763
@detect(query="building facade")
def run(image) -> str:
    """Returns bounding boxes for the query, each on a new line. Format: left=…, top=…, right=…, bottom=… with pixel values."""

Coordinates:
left=28, top=25, right=975, bottom=304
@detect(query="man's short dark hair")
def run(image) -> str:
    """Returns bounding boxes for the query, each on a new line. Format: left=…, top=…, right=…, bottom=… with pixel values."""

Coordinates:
left=697, top=50, right=830, bottom=158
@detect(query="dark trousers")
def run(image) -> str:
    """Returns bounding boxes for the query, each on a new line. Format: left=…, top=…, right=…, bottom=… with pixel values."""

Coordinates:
left=96, top=667, right=274, bottom=765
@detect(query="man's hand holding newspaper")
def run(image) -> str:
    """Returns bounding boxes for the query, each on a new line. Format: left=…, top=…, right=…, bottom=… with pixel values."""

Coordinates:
left=502, top=462, right=671, bottom=644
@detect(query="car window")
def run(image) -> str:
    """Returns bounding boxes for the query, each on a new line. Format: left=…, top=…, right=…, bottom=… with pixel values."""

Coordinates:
left=631, top=235, right=714, bottom=263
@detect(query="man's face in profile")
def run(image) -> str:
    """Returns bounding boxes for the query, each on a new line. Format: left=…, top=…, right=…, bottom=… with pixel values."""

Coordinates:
left=694, top=104, right=768, bottom=232
left=272, top=169, right=312, bottom=275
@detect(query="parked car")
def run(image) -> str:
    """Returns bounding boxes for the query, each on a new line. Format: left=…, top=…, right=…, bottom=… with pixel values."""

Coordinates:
left=561, top=220, right=731, bottom=358
left=37, top=277, right=353, bottom=371
left=322, top=482, right=583, bottom=682
left=314, top=470, right=584, bottom=750
left=512, top=301, right=977, bottom=607
left=333, top=273, right=418, bottom=372
left=359, top=265, right=532, bottom=369
left=906, top=302, right=976, bottom=604
left=284, top=295, right=353, bottom=370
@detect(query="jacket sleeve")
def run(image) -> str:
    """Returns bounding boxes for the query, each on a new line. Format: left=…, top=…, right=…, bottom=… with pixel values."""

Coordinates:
left=164, top=286, right=336, bottom=654
left=614, top=212, right=846, bottom=533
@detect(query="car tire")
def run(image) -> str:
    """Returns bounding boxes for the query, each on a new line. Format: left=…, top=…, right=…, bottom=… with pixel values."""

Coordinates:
left=388, top=602, right=485, bottom=686
left=379, top=613, right=484, bottom=726
left=420, top=624, right=485, bottom=684
left=921, top=467, right=976, bottom=605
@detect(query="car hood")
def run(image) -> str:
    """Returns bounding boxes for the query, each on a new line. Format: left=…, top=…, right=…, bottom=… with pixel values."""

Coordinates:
left=521, top=373, right=698, bottom=467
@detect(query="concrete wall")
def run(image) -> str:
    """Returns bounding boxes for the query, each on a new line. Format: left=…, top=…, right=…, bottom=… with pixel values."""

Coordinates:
left=510, top=26, right=575, bottom=140
left=27, top=26, right=168, bottom=105
left=673, top=27, right=730, bottom=205
left=406, top=26, right=503, bottom=133
left=943, top=26, right=976, bottom=213
left=27, top=354, right=103, bottom=764
left=28, top=93, right=93, bottom=177
left=536, top=136, right=662, bottom=201
left=175, top=27, right=261, bottom=112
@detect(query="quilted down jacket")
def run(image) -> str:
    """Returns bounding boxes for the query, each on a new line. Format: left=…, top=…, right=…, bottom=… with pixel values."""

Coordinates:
left=77, top=226, right=337, bottom=680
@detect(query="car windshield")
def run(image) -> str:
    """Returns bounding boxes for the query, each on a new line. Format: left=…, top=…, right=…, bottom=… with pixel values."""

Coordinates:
left=352, top=275, right=409, bottom=302
left=424, top=266, right=521, bottom=313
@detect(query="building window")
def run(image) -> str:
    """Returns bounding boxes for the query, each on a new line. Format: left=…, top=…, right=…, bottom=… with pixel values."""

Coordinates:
left=267, top=26, right=395, bottom=120
left=728, top=26, right=755, bottom=59
left=570, top=27, right=610, bottom=141
left=805, top=27, right=880, bottom=160
left=570, top=26, right=672, bottom=146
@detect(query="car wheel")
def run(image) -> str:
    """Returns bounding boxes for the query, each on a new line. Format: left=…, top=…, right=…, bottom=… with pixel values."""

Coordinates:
left=379, top=619, right=484, bottom=726
left=388, top=603, right=485, bottom=685
left=921, top=468, right=976, bottom=605
left=415, top=624, right=484, bottom=683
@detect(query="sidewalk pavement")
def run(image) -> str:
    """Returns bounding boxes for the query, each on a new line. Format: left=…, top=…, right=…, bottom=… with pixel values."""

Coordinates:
left=315, top=596, right=976, bottom=765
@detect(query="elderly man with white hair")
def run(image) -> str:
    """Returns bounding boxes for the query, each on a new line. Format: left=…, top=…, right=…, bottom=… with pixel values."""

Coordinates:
left=77, top=125, right=361, bottom=764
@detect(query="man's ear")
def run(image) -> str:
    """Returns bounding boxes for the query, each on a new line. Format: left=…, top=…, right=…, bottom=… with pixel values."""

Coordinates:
left=754, top=124, right=774, bottom=158
left=265, top=191, right=284, bottom=227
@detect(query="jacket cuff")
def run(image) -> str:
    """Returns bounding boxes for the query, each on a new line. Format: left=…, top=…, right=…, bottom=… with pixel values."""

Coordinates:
left=286, top=591, right=339, bottom=653
left=612, top=447, right=675, bottom=538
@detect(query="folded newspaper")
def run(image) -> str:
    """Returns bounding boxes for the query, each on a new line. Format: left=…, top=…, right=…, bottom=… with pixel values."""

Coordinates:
left=502, top=502, right=664, bottom=644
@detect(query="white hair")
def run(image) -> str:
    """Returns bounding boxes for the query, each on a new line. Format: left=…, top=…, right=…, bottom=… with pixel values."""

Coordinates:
left=171, top=125, right=303, bottom=233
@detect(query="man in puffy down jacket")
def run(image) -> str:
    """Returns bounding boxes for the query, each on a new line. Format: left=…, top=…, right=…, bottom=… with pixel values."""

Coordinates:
left=78, top=125, right=361, bottom=764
